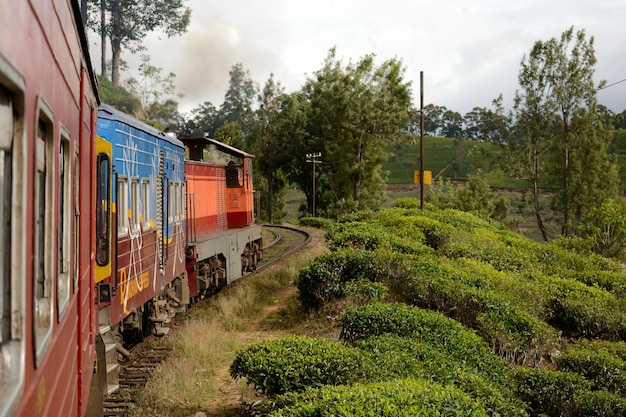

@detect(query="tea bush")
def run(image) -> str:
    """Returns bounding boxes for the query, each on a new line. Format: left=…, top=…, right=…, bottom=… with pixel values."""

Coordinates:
left=229, top=336, right=364, bottom=396
left=514, top=366, right=626, bottom=416
left=298, top=216, right=333, bottom=229
left=353, top=335, right=526, bottom=416
left=295, top=248, right=399, bottom=310
left=269, top=378, right=489, bottom=417
left=549, top=277, right=626, bottom=339
left=556, top=345, right=626, bottom=395
left=514, top=367, right=591, bottom=417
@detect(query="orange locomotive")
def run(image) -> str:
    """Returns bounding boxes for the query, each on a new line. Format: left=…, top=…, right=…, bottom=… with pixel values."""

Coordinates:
left=182, top=137, right=262, bottom=299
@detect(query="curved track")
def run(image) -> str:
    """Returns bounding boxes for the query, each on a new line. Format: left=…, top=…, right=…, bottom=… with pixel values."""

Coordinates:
left=103, top=224, right=310, bottom=416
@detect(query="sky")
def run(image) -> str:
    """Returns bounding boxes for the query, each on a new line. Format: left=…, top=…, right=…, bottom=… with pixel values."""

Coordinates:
left=97, top=0, right=626, bottom=116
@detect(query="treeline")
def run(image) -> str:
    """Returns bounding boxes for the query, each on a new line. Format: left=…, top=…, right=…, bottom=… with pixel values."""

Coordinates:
left=100, top=26, right=625, bottom=245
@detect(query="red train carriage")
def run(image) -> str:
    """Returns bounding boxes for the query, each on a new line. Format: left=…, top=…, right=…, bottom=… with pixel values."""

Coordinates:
left=182, top=137, right=262, bottom=298
left=0, top=1, right=99, bottom=417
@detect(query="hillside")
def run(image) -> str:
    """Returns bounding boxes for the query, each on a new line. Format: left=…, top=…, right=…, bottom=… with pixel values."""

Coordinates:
left=385, top=130, right=626, bottom=191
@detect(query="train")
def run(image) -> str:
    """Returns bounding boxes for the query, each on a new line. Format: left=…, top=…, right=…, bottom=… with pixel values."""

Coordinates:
left=0, top=1, right=263, bottom=417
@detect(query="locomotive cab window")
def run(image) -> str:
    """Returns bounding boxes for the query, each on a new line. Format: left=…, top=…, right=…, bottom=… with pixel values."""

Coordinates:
left=0, top=61, right=26, bottom=417
left=226, top=161, right=244, bottom=188
left=33, top=98, right=54, bottom=366
left=96, top=152, right=110, bottom=265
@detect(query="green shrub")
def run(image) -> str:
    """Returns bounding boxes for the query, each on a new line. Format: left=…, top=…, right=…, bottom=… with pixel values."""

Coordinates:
left=392, top=264, right=559, bottom=365
left=298, top=216, right=333, bottom=229
left=352, top=335, right=526, bottom=416
left=269, top=378, right=489, bottom=417
left=514, top=367, right=591, bottom=417
left=556, top=346, right=626, bottom=395
left=573, top=389, right=626, bottom=416
left=294, top=248, right=395, bottom=310
left=391, top=197, right=421, bottom=209
left=229, top=336, right=363, bottom=396
left=578, top=197, right=626, bottom=259
left=343, top=279, right=388, bottom=305
left=549, top=278, right=626, bottom=339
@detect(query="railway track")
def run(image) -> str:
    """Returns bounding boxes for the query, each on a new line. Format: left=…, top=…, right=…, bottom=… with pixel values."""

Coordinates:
left=103, top=224, right=310, bottom=416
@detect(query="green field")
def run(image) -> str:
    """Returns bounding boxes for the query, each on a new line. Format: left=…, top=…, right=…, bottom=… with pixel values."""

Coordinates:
left=384, top=131, right=626, bottom=190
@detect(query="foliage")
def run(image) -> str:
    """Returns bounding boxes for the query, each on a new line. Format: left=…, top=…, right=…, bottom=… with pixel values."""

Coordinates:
left=301, top=48, right=413, bottom=216
left=97, top=75, right=142, bottom=116
left=219, top=63, right=258, bottom=141
left=510, top=26, right=619, bottom=238
left=229, top=335, right=364, bottom=396
left=555, top=342, right=626, bottom=395
left=249, top=77, right=307, bottom=223
left=297, top=217, right=333, bottom=229
left=269, top=379, right=490, bottom=417
left=294, top=248, right=395, bottom=311
left=577, top=197, right=626, bottom=258
left=86, top=0, right=190, bottom=86
left=514, top=367, right=592, bottom=416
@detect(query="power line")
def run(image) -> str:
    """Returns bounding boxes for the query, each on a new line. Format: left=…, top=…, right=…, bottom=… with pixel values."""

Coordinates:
left=598, top=77, right=626, bottom=91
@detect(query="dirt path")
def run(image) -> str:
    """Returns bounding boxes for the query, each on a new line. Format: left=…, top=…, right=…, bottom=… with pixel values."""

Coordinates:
left=201, top=229, right=326, bottom=417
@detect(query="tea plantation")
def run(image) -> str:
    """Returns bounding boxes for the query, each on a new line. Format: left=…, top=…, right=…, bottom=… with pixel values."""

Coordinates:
left=231, top=204, right=626, bottom=416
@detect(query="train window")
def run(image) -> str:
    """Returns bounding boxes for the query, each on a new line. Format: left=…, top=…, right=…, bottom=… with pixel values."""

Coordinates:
left=141, top=179, right=150, bottom=230
left=178, top=182, right=184, bottom=222
left=33, top=98, right=54, bottom=366
left=226, top=162, right=244, bottom=188
left=130, top=177, right=140, bottom=234
left=0, top=60, right=26, bottom=417
left=167, top=181, right=174, bottom=224
left=0, top=89, right=12, bottom=348
left=57, top=129, right=71, bottom=319
left=117, top=176, right=128, bottom=236
left=96, top=152, right=110, bottom=265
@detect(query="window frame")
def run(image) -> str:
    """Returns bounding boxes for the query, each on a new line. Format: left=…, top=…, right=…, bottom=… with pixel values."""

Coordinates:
left=130, top=177, right=140, bottom=234
left=117, top=176, right=129, bottom=236
left=0, top=52, right=26, bottom=417
left=56, top=127, right=71, bottom=320
left=33, top=96, right=54, bottom=366
left=96, top=152, right=110, bottom=266
left=141, top=178, right=150, bottom=231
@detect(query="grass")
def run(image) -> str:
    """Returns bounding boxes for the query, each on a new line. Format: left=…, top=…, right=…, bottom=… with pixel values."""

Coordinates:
left=129, top=227, right=328, bottom=417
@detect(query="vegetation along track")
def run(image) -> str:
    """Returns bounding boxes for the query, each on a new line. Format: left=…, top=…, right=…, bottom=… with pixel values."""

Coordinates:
left=103, top=224, right=310, bottom=416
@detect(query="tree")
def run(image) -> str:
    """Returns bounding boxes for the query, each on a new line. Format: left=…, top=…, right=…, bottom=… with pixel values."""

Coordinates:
left=440, top=109, right=464, bottom=138
left=302, top=48, right=413, bottom=216
left=422, top=104, right=446, bottom=136
left=218, top=63, right=259, bottom=146
left=87, top=0, right=191, bottom=86
left=123, top=54, right=183, bottom=129
left=97, top=75, right=142, bottom=115
left=249, top=76, right=307, bottom=223
left=510, top=27, right=619, bottom=239
left=464, top=96, right=511, bottom=143
left=180, top=101, right=220, bottom=138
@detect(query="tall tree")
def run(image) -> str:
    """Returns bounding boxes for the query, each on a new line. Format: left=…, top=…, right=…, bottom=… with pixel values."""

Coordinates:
left=302, top=48, right=413, bottom=216
left=218, top=63, right=259, bottom=145
left=510, top=27, right=619, bottom=239
left=249, top=76, right=307, bottom=223
left=87, top=0, right=191, bottom=86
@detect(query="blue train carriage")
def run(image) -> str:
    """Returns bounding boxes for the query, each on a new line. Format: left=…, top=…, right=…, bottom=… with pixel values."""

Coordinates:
left=96, top=104, right=187, bottom=348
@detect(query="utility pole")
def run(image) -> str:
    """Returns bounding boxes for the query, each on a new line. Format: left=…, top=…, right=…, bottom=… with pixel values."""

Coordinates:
left=306, top=153, right=322, bottom=217
left=420, top=71, right=425, bottom=210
